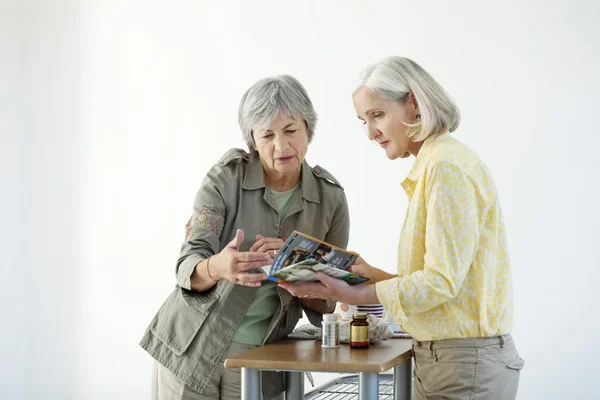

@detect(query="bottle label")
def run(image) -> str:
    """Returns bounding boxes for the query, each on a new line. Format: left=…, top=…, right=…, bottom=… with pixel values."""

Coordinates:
left=322, top=323, right=339, bottom=348
left=351, top=326, right=368, bottom=345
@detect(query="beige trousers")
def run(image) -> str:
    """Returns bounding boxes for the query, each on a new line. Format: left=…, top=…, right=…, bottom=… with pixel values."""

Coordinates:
left=151, top=342, right=283, bottom=400
left=413, top=334, right=524, bottom=400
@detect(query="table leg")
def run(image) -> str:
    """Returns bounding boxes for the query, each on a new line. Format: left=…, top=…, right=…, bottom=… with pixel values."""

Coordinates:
left=284, top=371, right=304, bottom=400
left=241, top=367, right=261, bottom=400
left=393, top=357, right=413, bottom=400
left=358, top=372, right=379, bottom=400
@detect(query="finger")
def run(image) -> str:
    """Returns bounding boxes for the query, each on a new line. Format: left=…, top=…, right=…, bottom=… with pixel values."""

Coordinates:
left=348, top=264, right=367, bottom=275
left=234, top=275, right=263, bottom=288
left=249, top=236, right=265, bottom=252
left=237, top=251, right=271, bottom=262
left=258, top=237, right=283, bottom=243
left=227, top=229, right=244, bottom=250
left=256, top=242, right=283, bottom=254
left=277, top=282, right=300, bottom=296
left=316, top=272, right=347, bottom=288
left=234, top=261, right=272, bottom=273
left=351, top=256, right=366, bottom=266
left=296, top=291, right=329, bottom=300
left=233, top=274, right=250, bottom=287
left=251, top=237, right=282, bottom=251
left=249, top=235, right=282, bottom=252
left=236, top=272, right=268, bottom=283
left=308, top=293, right=330, bottom=300
left=234, top=258, right=272, bottom=272
left=278, top=282, right=326, bottom=298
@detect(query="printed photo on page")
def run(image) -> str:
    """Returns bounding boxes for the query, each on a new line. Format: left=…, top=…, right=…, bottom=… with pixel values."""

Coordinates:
left=265, top=231, right=369, bottom=285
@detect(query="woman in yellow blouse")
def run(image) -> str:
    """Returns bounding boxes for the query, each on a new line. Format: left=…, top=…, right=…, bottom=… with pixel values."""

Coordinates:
left=279, top=56, right=524, bottom=400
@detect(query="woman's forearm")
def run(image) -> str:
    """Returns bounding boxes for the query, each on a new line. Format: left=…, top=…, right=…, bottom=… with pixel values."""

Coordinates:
left=373, top=269, right=397, bottom=283
left=356, top=284, right=380, bottom=304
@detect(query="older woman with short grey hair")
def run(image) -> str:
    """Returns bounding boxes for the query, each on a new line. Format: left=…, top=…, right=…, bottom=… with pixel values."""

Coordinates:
left=140, top=75, right=350, bottom=400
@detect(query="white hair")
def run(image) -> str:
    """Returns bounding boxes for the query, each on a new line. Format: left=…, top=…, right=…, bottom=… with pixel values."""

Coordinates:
left=354, top=56, right=460, bottom=142
left=238, top=75, right=317, bottom=151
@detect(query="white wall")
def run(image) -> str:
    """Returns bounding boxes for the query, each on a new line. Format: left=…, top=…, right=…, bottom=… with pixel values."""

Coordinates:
left=1, top=2, right=27, bottom=399
left=6, top=0, right=600, bottom=398
left=4, top=1, right=85, bottom=398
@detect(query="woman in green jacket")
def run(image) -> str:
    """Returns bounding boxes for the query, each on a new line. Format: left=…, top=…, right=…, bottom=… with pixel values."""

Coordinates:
left=140, top=75, right=350, bottom=400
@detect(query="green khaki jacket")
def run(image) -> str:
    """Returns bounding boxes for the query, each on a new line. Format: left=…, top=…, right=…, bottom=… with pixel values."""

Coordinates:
left=139, top=149, right=350, bottom=397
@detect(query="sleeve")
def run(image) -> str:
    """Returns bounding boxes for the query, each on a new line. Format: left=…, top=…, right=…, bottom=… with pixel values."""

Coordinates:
left=303, top=189, right=350, bottom=326
left=323, top=189, right=350, bottom=249
left=175, top=164, right=229, bottom=290
left=376, top=161, right=481, bottom=322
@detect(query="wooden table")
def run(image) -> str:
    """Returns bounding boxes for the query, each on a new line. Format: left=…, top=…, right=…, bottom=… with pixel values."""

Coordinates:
left=224, top=338, right=413, bottom=400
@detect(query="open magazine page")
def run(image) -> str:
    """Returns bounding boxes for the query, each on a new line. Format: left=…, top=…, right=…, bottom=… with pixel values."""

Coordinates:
left=266, top=231, right=368, bottom=284
left=271, top=259, right=369, bottom=285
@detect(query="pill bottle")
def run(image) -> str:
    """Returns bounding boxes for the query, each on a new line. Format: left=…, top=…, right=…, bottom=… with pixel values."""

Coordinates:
left=350, top=313, right=369, bottom=349
left=321, top=313, right=339, bottom=348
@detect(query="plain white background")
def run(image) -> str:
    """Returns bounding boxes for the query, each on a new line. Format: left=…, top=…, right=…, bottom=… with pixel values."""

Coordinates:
left=3, top=0, right=599, bottom=399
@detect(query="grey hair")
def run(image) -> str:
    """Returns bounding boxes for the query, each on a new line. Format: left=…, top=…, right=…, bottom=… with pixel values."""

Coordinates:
left=354, top=56, right=460, bottom=142
left=238, top=75, right=317, bottom=151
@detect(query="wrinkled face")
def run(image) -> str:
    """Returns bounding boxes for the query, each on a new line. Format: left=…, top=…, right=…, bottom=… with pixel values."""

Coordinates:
left=252, top=113, right=309, bottom=177
left=353, top=87, right=419, bottom=160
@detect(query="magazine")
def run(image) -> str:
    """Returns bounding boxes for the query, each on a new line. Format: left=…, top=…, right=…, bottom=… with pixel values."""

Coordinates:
left=263, top=231, right=369, bottom=285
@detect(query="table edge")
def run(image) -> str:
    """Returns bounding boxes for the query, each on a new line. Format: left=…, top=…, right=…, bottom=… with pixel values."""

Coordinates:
left=224, top=347, right=412, bottom=373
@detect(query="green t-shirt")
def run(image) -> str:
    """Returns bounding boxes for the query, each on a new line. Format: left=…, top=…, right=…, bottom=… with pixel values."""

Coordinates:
left=231, top=184, right=299, bottom=345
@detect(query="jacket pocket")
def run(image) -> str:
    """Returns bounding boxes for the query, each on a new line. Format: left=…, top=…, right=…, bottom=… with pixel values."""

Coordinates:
left=151, top=287, right=220, bottom=356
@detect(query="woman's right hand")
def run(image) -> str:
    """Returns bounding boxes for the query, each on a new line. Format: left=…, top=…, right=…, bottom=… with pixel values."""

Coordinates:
left=349, top=257, right=396, bottom=284
left=210, top=229, right=271, bottom=287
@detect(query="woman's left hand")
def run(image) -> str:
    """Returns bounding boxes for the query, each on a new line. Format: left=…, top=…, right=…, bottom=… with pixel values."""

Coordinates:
left=249, top=234, right=284, bottom=260
left=278, top=272, right=375, bottom=305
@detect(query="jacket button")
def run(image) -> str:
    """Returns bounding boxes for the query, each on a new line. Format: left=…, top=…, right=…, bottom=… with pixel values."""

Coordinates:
left=314, top=167, right=321, bottom=174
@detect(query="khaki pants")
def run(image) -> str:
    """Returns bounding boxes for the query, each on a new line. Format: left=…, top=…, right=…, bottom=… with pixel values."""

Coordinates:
left=413, top=334, right=524, bottom=400
left=152, top=342, right=283, bottom=400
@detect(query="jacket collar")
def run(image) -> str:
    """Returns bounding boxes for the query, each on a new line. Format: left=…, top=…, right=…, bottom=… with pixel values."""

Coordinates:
left=242, top=152, right=320, bottom=204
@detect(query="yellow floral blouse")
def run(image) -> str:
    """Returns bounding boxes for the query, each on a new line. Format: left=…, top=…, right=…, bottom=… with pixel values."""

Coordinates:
left=376, top=133, right=513, bottom=341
